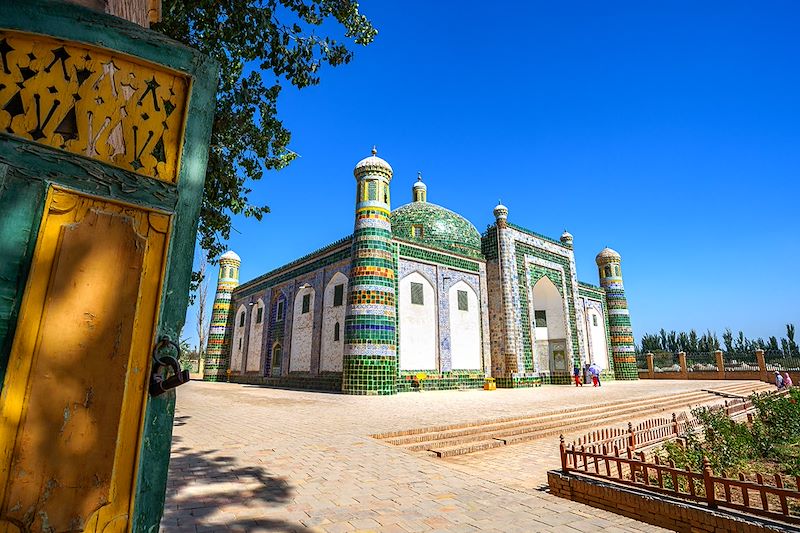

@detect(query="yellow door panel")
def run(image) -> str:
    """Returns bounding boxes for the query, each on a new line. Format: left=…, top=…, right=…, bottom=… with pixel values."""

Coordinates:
left=0, top=188, right=170, bottom=533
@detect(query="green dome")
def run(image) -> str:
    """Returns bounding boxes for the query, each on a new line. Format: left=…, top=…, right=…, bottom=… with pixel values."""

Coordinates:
left=391, top=202, right=482, bottom=258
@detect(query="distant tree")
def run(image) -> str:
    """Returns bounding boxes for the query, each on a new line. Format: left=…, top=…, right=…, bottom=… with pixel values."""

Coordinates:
left=787, top=324, right=798, bottom=356
left=768, top=336, right=781, bottom=352
left=643, top=326, right=797, bottom=357
left=698, top=330, right=720, bottom=352
left=687, top=329, right=699, bottom=352
left=735, top=331, right=747, bottom=353
left=723, top=328, right=734, bottom=353
left=640, top=333, right=662, bottom=352
left=677, top=331, right=689, bottom=352
left=153, top=0, right=378, bottom=263
left=195, top=251, right=210, bottom=374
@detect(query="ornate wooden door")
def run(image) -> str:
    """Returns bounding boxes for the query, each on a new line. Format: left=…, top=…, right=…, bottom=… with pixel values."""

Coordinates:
left=0, top=189, right=169, bottom=532
left=0, top=1, right=217, bottom=530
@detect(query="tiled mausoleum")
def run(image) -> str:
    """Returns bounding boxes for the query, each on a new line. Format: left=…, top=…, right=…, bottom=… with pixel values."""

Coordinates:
left=204, top=150, right=637, bottom=393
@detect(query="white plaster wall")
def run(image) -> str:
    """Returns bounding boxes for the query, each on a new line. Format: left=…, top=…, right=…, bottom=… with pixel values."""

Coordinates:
left=449, top=281, right=481, bottom=370
left=289, top=287, right=314, bottom=372
left=246, top=299, right=264, bottom=372
left=588, top=308, right=610, bottom=370
left=532, top=277, right=566, bottom=341
left=399, top=272, right=437, bottom=370
left=321, top=272, right=348, bottom=372
left=231, top=304, right=247, bottom=371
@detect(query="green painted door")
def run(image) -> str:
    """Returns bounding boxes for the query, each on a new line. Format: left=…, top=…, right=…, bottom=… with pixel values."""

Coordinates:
left=0, top=2, right=216, bottom=530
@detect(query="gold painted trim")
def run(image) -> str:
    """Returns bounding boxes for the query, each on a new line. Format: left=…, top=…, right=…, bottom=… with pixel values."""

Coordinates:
left=0, top=30, right=191, bottom=183
left=0, top=186, right=172, bottom=532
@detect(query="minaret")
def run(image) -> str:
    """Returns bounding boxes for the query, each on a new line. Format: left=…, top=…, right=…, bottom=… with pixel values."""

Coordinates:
left=412, top=172, right=427, bottom=202
left=342, top=148, right=398, bottom=395
left=560, top=230, right=573, bottom=249
left=203, top=250, right=241, bottom=381
left=493, top=201, right=520, bottom=377
left=596, top=248, right=638, bottom=380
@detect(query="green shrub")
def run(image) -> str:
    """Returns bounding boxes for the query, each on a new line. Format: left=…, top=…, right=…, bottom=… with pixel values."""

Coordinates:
left=657, top=390, right=800, bottom=477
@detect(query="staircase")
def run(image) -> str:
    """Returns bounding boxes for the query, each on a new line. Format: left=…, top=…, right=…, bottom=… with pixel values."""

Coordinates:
left=703, top=381, right=774, bottom=399
left=372, top=382, right=774, bottom=458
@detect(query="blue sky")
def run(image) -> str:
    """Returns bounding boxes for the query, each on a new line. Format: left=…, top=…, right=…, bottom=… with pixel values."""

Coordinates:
left=183, top=1, right=800, bottom=348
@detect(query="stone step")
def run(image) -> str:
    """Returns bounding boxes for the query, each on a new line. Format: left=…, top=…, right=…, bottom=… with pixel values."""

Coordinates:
left=384, top=389, right=710, bottom=446
left=703, top=382, right=772, bottom=398
left=425, top=393, right=715, bottom=455
left=396, top=390, right=715, bottom=449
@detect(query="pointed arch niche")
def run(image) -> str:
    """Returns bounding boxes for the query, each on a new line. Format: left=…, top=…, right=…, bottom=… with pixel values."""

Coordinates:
left=531, top=276, right=568, bottom=373
left=231, top=304, right=247, bottom=371
left=448, top=281, right=481, bottom=370
left=321, top=272, right=348, bottom=372
left=246, top=298, right=265, bottom=372
left=398, top=271, right=437, bottom=371
left=289, top=285, right=315, bottom=372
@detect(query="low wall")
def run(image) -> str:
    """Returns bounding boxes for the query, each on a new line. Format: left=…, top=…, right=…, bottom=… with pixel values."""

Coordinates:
left=547, top=470, right=795, bottom=533
left=230, top=371, right=343, bottom=392
left=637, top=350, right=800, bottom=385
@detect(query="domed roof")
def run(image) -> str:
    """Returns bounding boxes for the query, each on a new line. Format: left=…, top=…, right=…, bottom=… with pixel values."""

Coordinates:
left=595, top=247, right=621, bottom=264
left=412, top=173, right=427, bottom=190
left=220, top=250, right=241, bottom=263
left=391, top=202, right=482, bottom=258
left=493, top=201, right=508, bottom=220
left=354, top=147, right=393, bottom=179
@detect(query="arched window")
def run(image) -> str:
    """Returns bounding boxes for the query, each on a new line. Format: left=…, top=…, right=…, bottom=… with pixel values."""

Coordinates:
left=271, top=344, right=282, bottom=376
left=239, top=311, right=245, bottom=327
left=334, top=321, right=340, bottom=341
left=614, top=265, right=620, bottom=276
left=604, top=266, right=612, bottom=278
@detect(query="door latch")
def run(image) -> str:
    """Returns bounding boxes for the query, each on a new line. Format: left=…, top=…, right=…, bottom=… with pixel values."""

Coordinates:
left=149, top=337, right=190, bottom=397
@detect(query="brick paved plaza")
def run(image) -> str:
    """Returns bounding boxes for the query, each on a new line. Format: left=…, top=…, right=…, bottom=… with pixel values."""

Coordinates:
left=163, top=380, right=752, bottom=532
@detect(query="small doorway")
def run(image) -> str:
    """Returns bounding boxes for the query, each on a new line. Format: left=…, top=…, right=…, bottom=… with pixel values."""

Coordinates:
left=270, top=343, right=283, bottom=377
left=550, top=341, right=568, bottom=373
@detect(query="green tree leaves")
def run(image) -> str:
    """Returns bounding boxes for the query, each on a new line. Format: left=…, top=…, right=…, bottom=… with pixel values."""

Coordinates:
left=153, top=0, right=377, bottom=261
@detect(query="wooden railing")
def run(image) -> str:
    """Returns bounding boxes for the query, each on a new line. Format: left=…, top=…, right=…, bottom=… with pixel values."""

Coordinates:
left=560, top=442, right=800, bottom=524
left=570, top=398, right=751, bottom=454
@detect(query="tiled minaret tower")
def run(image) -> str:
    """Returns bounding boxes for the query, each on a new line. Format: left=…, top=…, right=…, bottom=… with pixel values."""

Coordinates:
left=203, top=250, right=241, bottom=381
left=596, top=248, right=638, bottom=380
left=342, top=148, right=398, bottom=395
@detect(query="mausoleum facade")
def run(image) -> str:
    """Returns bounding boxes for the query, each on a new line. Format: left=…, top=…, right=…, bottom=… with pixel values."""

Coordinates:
left=204, top=150, right=637, bottom=393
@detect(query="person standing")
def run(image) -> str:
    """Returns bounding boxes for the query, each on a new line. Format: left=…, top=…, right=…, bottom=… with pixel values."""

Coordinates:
left=572, top=366, right=583, bottom=387
left=589, top=362, right=602, bottom=387
left=784, top=372, right=793, bottom=389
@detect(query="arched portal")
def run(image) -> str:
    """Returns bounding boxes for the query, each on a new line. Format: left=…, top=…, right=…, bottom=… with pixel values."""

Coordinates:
left=586, top=307, right=609, bottom=371
left=230, top=304, right=247, bottom=371
left=321, top=272, right=348, bottom=372
left=531, top=276, right=567, bottom=373
left=448, top=281, right=481, bottom=370
left=290, top=286, right=315, bottom=372
left=246, top=298, right=265, bottom=372
left=398, top=271, right=437, bottom=371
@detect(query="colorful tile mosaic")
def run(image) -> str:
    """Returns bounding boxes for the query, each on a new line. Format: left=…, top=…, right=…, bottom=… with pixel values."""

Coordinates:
left=342, top=150, right=398, bottom=395
left=596, top=248, right=638, bottom=380
left=204, top=251, right=240, bottom=381
left=392, top=201, right=483, bottom=259
left=211, top=154, right=639, bottom=393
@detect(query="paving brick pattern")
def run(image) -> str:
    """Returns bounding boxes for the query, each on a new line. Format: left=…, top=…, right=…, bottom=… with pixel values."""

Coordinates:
left=164, top=380, right=758, bottom=532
